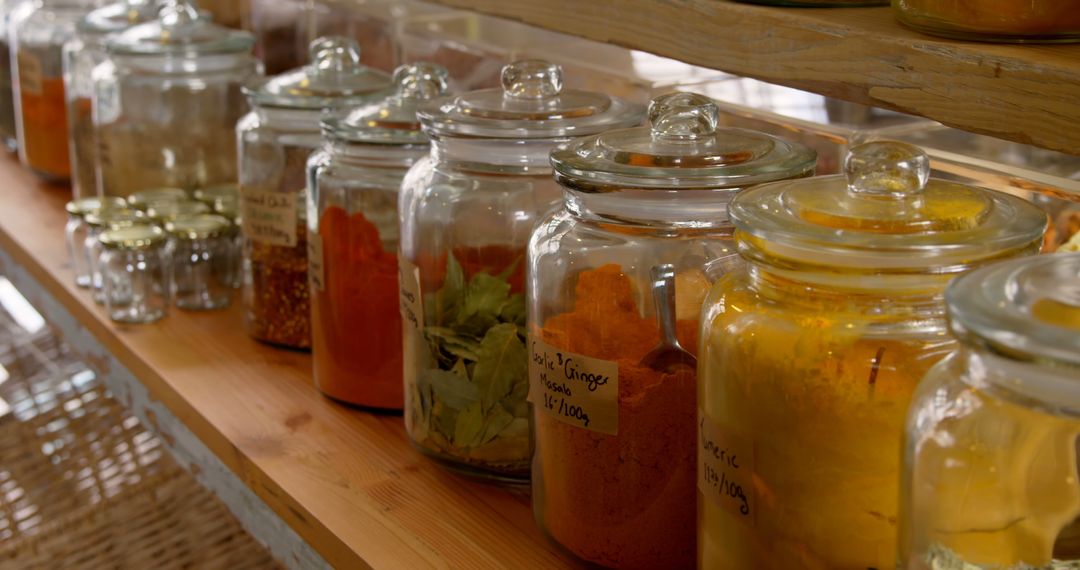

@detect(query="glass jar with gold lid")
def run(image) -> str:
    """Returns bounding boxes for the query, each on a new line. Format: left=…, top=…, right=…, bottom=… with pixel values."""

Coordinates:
left=900, top=253, right=1080, bottom=569
left=696, top=141, right=1048, bottom=569
left=529, top=92, right=815, bottom=568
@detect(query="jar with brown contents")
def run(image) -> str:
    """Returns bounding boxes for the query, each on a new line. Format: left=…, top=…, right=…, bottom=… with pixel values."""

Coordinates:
left=238, top=36, right=390, bottom=349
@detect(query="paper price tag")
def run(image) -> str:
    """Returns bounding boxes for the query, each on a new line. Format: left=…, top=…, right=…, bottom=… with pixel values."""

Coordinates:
left=307, top=232, right=324, bottom=291
left=241, top=190, right=297, bottom=247
left=698, top=409, right=754, bottom=522
left=398, top=257, right=422, bottom=333
left=17, top=51, right=42, bottom=96
left=528, top=336, right=619, bottom=435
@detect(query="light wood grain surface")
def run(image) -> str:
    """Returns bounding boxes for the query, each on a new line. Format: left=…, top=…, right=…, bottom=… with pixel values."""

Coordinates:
left=409, top=0, right=1080, bottom=155
left=0, top=156, right=573, bottom=569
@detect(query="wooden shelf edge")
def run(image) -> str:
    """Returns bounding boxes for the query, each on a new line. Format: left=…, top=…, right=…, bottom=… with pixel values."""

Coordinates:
left=415, top=0, right=1080, bottom=155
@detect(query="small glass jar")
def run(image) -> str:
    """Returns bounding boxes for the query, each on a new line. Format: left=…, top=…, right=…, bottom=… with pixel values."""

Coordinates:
left=99, top=224, right=170, bottom=324
left=307, top=62, right=449, bottom=410
left=93, top=0, right=259, bottom=197
left=399, top=60, right=643, bottom=482
left=239, top=36, right=391, bottom=350
left=165, top=214, right=233, bottom=311
left=66, top=196, right=125, bottom=287
left=85, top=206, right=148, bottom=304
left=530, top=93, right=816, bottom=569
left=894, top=0, right=1080, bottom=43
left=63, top=0, right=160, bottom=199
left=145, top=200, right=209, bottom=226
left=697, top=142, right=1048, bottom=569
left=211, top=197, right=243, bottom=289
left=900, top=253, right=1080, bottom=569
left=127, top=187, right=189, bottom=211
left=11, top=0, right=96, bottom=181
left=0, top=0, right=29, bottom=152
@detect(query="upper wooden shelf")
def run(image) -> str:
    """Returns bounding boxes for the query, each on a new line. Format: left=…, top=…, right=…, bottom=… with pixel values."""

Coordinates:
left=422, top=0, right=1080, bottom=156
left=0, top=157, right=573, bottom=569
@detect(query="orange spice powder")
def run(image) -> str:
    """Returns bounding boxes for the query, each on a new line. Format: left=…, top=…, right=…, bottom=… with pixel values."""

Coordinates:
left=535, top=264, right=697, bottom=569
left=20, top=76, right=70, bottom=179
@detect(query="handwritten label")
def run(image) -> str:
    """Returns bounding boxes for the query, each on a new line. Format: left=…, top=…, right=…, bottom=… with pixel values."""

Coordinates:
left=307, top=232, right=324, bottom=291
left=241, top=190, right=297, bottom=247
left=398, top=257, right=422, bottom=333
left=17, top=51, right=42, bottom=96
left=698, top=409, right=754, bottom=522
left=528, top=336, right=619, bottom=435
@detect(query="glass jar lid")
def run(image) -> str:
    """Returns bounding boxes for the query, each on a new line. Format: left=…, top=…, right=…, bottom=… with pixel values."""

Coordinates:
left=128, top=187, right=190, bottom=210
left=66, top=197, right=126, bottom=217
left=948, top=253, right=1080, bottom=368
left=165, top=214, right=230, bottom=240
left=322, top=62, right=450, bottom=145
left=100, top=225, right=167, bottom=250
left=245, top=37, right=391, bottom=110
left=146, top=200, right=210, bottom=224
left=551, top=92, right=816, bottom=191
left=418, top=60, right=643, bottom=139
left=105, top=0, right=255, bottom=56
left=77, top=0, right=161, bottom=38
left=729, top=141, right=1047, bottom=272
left=85, top=207, right=146, bottom=229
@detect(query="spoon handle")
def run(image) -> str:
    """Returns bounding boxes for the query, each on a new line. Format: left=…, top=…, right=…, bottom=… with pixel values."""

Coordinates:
left=650, top=264, right=680, bottom=348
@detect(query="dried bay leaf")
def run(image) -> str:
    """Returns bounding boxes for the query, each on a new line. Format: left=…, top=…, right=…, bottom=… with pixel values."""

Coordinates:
left=424, top=368, right=479, bottom=411
left=474, top=405, right=514, bottom=447
left=473, top=323, right=528, bottom=412
left=453, top=401, right=484, bottom=447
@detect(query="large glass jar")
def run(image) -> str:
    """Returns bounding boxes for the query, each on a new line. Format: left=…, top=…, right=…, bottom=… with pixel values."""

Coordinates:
left=900, top=253, right=1080, bottom=569
left=894, top=0, right=1080, bottom=42
left=529, top=93, right=816, bottom=569
left=0, top=0, right=28, bottom=152
left=63, top=0, right=159, bottom=199
left=307, top=62, right=448, bottom=409
left=10, top=0, right=95, bottom=181
left=239, top=36, right=390, bottom=350
left=92, top=0, right=259, bottom=197
left=697, top=141, right=1048, bottom=569
left=246, top=0, right=310, bottom=75
left=399, top=60, right=643, bottom=482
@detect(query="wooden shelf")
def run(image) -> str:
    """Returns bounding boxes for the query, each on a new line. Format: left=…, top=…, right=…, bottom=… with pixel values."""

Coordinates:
left=421, top=0, right=1080, bottom=155
left=0, top=156, right=573, bottom=569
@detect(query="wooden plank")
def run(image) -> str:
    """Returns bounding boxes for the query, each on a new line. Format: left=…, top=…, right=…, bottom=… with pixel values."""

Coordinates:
left=410, top=0, right=1080, bottom=155
left=0, top=155, right=571, bottom=569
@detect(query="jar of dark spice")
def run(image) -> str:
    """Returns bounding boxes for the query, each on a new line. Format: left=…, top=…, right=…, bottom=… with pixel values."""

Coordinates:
left=530, top=92, right=816, bottom=568
left=307, top=62, right=449, bottom=409
left=399, top=60, right=643, bottom=481
left=239, top=36, right=391, bottom=349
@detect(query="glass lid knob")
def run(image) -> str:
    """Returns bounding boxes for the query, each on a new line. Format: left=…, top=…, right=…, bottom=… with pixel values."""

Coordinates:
left=158, top=0, right=200, bottom=28
left=844, top=141, right=930, bottom=199
left=394, top=62, right=449, bottom=100
left=501, top=60, right=563, bottom=100
left=308, top=36, right=364, bottom=80
left=648, top=92, right=719, bottom=141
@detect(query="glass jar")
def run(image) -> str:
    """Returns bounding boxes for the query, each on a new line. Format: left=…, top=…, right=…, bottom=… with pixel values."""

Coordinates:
left=85, top=206, right=148, bottom=304
left=247, top=0, right=309, bottom=74
left=11, top=0, right=96, bottom=181
left=66, top=196, right=125, bottom=288
left=0, top=0, right=29, bottom=152
left=165, top=214, right=233, bottom=311
left=93, top=0, right=259, bottom=197
left=894, top=0, right=1080, bottom=42
left=210, top=196, right=242, bottom=289
left=307, top=62, right=448, bottom=409
left=697, top=141, right=1048, bottom=569
left=399, top=60, right=643, bottom=482
left=900, top=253, right=1080, bottom=569
left=63, top=0, right=160, bottom=199
left=529, top=93, right=816, bottom=569
left=127, top=187, right=189, bottom=210
left=100, top=224, right=170, bottom=323
left=239, top=36, right=391, bottom=350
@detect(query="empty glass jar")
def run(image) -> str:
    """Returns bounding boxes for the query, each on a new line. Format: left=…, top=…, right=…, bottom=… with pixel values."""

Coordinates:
left=66, top=196, right=125, bottom=287
left=64, top=0, right=160, bottom=198
left=529, top=92, right=816, bottom=568
left=85, top=206, right=147, bottom=304
left=399, top=60, right=643, bottom=482
left=100, top=225, right=170, bottom=323
left=11, top=0, right=96, bottom=181
left=696, top=141, right=1047, bottom=569
left=239, top=36, right=391, bottom=350
left=900, top=253, right=1080, bottom=569
left=93, top=0, right=259, bottom=197
left=307, top=62, right=448, bottom=409
left=166, top=214, right=232, bottom=311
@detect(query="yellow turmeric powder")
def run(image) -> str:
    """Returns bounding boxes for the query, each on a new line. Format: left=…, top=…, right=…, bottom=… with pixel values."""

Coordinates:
left=535, top=264, right=697, bottom=569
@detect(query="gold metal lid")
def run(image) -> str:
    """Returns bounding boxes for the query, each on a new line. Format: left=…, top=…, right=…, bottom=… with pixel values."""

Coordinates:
left=164, top=214, right=231, bottom=240
left=128, top=187, right=190, bottom=210
left=99, top=225, right=167, bottom=251
left=65, top=197, right=126, bottom=218
left=145, top=200, right=210, bottom=223
left=84, top=207, right=147, bottom=229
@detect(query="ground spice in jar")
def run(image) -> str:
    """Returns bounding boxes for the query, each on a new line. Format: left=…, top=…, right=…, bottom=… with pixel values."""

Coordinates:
left=311, top=206, right=402, bottom=409
left=535, top=264, right=697, bottom=569
left=246, top=219, right=310, bottom=349
left=19, top=74, right=70, bottom=179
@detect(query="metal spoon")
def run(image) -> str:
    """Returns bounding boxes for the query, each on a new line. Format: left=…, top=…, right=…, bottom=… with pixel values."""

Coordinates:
left=640, top=264, right=697, bottom=372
